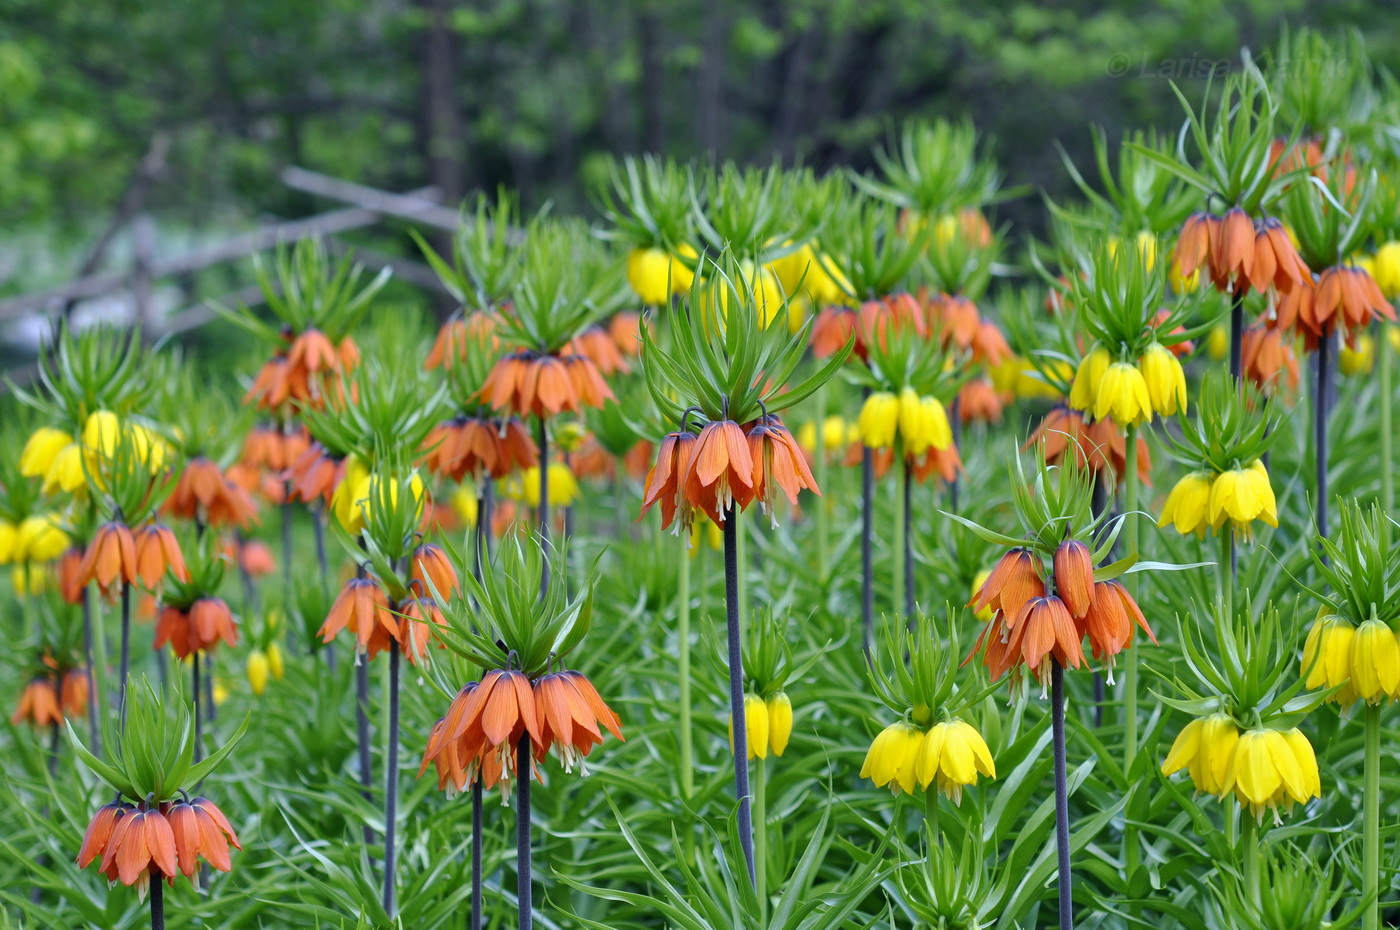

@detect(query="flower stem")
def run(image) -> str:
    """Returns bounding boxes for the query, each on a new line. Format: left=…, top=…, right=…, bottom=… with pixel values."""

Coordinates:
left=1123, top=423, right=1141, bottom=882
left=723, top=507, right=757, bottom=885
left=313, top=507, right=336, bottom=673
left=1122, top=424, right=1139, bottom=766
left=517, top=731, right=533, bottom=930
left=1052, top=659, right=1074, bottom=930
left=1316, top=329, right=1331, bottom=540
left=355, top=657, right=374, bottom=848
left=755, top=755, right=768, bottom=923
left=950, top=395, right=962, bottom=513
left=1220, top=529, right=1234, bottom=620
left=82, top=586, right=100, bottom=756
left=924, top=787, right=940, bottom=848
left=893, top=442, right=906, bottom=621
left=1229, top=285, right=1245, bottom=382
left=860, top=443, right=874, bottom=658
left=471, top=780, right=483, bottom=930
left=1381, top=320, right=1393, bottom=542
left=150, top=869, right=164, bottom=930
left=383, top=639, right=400, bottom=916
left=1241, top=812, right=1260, bottom=906
left=815, top=383, right=830, bottom=580
left=280, top=499, right=295, bottom=647
left=192, top=652, right=203, bottom=764
left=903, top=451, right=914, bottom=617
left=1364, top=701, right=1381, bottom=930
left=538, top=418, right=550, bottom=597
left=678, top=539, right=694, bottom=800
left=119, top=583, right=131, bottom=730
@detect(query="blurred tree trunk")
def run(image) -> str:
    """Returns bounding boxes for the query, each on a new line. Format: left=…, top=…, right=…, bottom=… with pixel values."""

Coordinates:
left=420, top=0, right=464, bottom=206
left=419, top=0, right=462, bottom=315
left=637, top=1, right=664, bottom=153
left=774, top=22, right=815, bottom=164
left=697, top=0, right=727, bottom=156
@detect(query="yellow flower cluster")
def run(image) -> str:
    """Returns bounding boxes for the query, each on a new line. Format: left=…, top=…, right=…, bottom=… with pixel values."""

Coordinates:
left=1302, top=615, right=1400, bottom=707
left=796, top=416, right=859, bottom=457
left=20, top=411, right=169, bottom=498
left=857, top=388, right=952, bottom=453
left=504, top=463, right=581, bottom=510
left=331, top=455, right=427, bottom=534
left=1157, top=461, right=1278, bottom=537
left=729, top=692, right=792, bottom=760
left=989, top=357, right=1073, bottom=401
left=0, top=513, right=70, bottom=565
left=246, top=643, right=286, bottom=696
left=1162, top=713, right=1321, bottom=822
left=860, top=718, right=995, bottom=804
left=626, top=244, right=698, bottom=306
left=1374, top=241, right=1400, bottom=300
left=1069, top=343, right=1186, bottom=428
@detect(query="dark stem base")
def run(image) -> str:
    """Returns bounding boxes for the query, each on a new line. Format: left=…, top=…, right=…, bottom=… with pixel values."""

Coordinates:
left=150, top=870, right=165, bottom=930
left=538, top=418, right=550, bottom=598
left=119, top=584, right=132, bottom=729
left=723, top=509, right=757, bottom=884
left=1052, top=661, right=1074, bottom=930
left=355, top=658, right=375, bottom=849
left=383, top=641, right=400, bottom=916
left=471, top=779, right=484, bottom=930
left=860, top=446, right=874, bottom=658
left=1315, top=331, right=1331, bottom=541
left=517, top=731, right=533, bottom=930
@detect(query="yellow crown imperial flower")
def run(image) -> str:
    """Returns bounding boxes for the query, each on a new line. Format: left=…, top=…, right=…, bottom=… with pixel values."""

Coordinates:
left=331, top=454, right=371, bottom=531
left=1223, top=728, right=1321, bottom=823
left=1207, top=461, right=1278, bottom=534
left=626, top=247, right=673, bottom=306
left=1302, top=613, right=1356, bottom=707
left=41, top=442, right=88, bottom=497
left=19, top=427, right=74, bottom=479
left=266, top=642, right=285, bottom=681
left=15, top=514, right=70, bottom=564
left=1158, top=471, right=1213, bottom=536
left=82, top=410, right=120, bottom=458
left=970, top=569, right=993, bottom=621
left=1069, top=346, right=1111, bottom=412
left=1162, top=712, right=1238, bottom=797
left=766, top=692, right=792, bottom=757
left=857, top=391, right=900, bottom=449
left=729, top=693, right=770, bottom=760
left=450, top=484, right=480, bottom=528
left=1204, top=322, right=1228, bottom=359
left=1350, top=618, right=1400, bottom=705
left=860, top=720, right=923, bottom=795
left=915, top=719, right=996, bottom=805
left=0, top=521, right=16, bottom=565
left=796, top=415, right=850, bottom=457
left=247, top=650, right=270, bottom=696
left=896, top=388, right=953, bottom=455
left=1373, top=241, right=1400, bottom=300
left=1339, top=333, right=1375, bottom=377
left=1139, top=342, right=1187, bottom=416
left=1093, top=362, right=1153, bottom=428
left=516, top=463, right=581, bottom=509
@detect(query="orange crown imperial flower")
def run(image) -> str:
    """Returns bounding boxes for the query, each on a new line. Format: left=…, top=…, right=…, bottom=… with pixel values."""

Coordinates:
left=77, top=522, right=139, bottom=590
left=640, top=430, right=699, bottom=537
left=533, top=670, right=625, bottom=773
left=683, top=419, right=755, bottom=526
left=319, top=578, right=396, bottom=659
left=133, top=523, right=189, bottom=589
left=745, top=414, right=818, bottom=527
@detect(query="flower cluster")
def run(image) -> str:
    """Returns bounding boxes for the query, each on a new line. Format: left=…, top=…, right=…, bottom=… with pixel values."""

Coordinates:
left=1163, top=717, right=1320, bottom=823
